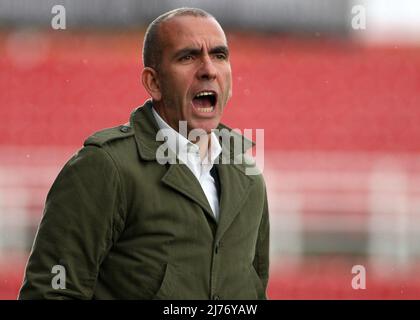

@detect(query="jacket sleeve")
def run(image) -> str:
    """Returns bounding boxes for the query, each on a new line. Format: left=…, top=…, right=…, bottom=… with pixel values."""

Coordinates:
left=18, top=146, right=125, bottom=299
left=253, top=182, right=270, bottom=300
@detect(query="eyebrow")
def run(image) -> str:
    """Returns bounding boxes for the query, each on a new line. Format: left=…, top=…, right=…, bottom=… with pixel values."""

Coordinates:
left=210, top=45, right=229, bottom=57
left=173, top=45, right=229, bottom=60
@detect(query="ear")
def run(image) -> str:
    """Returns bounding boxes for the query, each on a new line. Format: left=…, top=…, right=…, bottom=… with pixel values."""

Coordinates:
left=141, top=67, right=162, bottom=101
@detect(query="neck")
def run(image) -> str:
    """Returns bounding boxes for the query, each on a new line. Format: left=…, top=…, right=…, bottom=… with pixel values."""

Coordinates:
left=193, top=133, right=212, bottom=162
left=153, top=102, right=213, bottom=162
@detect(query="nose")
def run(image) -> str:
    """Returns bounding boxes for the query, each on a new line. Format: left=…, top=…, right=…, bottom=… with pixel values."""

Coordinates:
left=196, top=55, right=217, bottom=81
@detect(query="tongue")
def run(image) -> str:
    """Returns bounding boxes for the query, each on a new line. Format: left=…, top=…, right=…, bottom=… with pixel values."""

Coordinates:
left=193, top=96, right=212, bottom=109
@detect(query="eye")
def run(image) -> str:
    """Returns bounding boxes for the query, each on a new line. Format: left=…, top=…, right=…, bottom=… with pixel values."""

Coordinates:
left=180, top=55, right=194, bottom=62
left=214, top=53, right=227, bottom=60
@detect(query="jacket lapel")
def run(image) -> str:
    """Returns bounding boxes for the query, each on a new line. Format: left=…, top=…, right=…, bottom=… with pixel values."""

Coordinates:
left=130, top=100, right=256, bottom=233
left=161, top=163, right=216, bottom=222
left=215, top=162, right=254, bottom=241
left=213, top=123, right=256, bottom=239
left=131, top=101, right=216, bottom=222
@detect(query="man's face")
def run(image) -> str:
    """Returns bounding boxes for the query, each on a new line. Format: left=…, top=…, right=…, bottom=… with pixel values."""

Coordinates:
left=152, top=16, right=232, bottom=134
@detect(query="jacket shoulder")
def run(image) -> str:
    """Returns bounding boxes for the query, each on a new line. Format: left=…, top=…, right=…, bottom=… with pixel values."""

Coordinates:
left=84, top=124, right=134, bottom=147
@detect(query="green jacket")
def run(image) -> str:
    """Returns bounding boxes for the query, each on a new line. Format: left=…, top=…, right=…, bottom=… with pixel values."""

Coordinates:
left=19, top=100, right=270, bottom=300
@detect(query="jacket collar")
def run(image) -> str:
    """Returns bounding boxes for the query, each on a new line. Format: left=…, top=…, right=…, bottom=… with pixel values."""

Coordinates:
left=130, top=100, right=257, bottom=237
left=130, top=100, right=255, bottom=165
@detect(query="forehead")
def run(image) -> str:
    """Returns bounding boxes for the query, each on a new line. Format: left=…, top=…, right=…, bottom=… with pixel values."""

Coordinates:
left=159, top=16, right=227, bottom=52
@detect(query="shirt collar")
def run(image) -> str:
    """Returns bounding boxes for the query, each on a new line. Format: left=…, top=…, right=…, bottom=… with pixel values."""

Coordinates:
left=151, top=107, right=222, bottom=166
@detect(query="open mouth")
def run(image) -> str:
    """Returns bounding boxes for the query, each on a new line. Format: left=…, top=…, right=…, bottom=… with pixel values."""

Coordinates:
left=192, top=91, right=217, bottom=113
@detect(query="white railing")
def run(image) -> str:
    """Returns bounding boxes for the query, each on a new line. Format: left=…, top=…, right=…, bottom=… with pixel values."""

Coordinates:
left=2, top=148, right=420, bottom=273
left=265, top=151, right=420, bottom=271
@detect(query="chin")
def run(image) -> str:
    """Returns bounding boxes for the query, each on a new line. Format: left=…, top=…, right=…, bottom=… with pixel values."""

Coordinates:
left=190, top=119, right=220, bottom=135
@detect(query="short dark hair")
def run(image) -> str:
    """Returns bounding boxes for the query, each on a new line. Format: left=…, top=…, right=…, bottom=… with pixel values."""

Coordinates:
left=142, top=7, right=215, bottom=70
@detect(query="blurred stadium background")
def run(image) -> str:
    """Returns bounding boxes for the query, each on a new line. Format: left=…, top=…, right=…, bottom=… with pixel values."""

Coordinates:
left=1, top=0, right=420, bottom=299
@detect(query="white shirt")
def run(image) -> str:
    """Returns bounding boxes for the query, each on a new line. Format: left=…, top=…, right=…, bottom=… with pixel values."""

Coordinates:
left=152, top=107, right=222, bottom=220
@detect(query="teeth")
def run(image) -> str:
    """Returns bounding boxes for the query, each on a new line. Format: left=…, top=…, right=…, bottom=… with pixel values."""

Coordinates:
left=195, top=91, right=215, bottom=98
left=196, top=107, right=214, bottom=113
